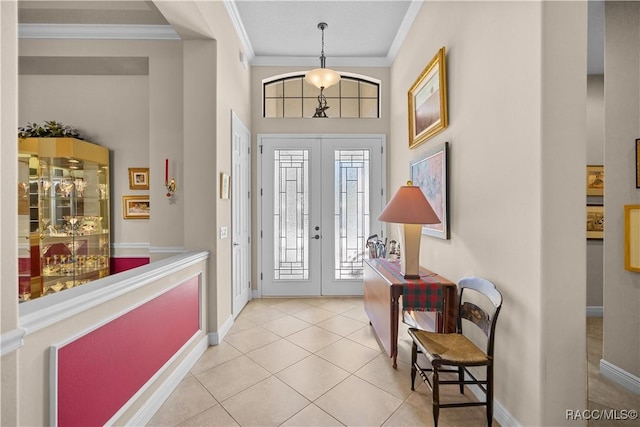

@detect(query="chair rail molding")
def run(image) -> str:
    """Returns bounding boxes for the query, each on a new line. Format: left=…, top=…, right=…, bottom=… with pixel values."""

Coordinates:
left=1, top=328, right=26, bottom=356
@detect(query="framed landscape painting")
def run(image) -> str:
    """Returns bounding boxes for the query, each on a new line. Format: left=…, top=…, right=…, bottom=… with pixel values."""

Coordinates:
left=123, top=195, right=150, bottom=219
left=410, top=141, right=449, bottom=239
left=408, top=47, right=448, bottom=149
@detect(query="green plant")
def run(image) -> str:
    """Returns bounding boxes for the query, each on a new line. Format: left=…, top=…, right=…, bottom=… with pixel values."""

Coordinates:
left=18, top=121, right=84, bottom=139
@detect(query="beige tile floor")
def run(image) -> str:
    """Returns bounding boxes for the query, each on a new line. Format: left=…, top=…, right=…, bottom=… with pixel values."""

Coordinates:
left=148, top=299, right=638, bottom=427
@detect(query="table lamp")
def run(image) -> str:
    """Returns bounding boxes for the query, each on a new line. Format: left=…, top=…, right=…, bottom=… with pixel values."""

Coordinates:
left=378, top=181, right=441, bottom=279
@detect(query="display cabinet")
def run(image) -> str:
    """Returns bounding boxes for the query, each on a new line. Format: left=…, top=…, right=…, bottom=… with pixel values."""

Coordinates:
left=18, top=138, right=110, bottom=301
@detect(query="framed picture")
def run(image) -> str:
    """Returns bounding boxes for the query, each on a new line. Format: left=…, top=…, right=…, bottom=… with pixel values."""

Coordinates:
left=129, top=168, right=149, bottom=190
left=220, top=173, right=230, bottom=199
left=410, top=141, right=449, bottom=239
left=586, top=204, right=604, bottom=240
left=636, top=139, right=640, bottom=188
left=408, top=46, right=448, bottom=149
left=586, top=165, right=604, bottom=196
left=122, top=195, right=150, bottom=219
left=625, top=205, right=640, bottom=272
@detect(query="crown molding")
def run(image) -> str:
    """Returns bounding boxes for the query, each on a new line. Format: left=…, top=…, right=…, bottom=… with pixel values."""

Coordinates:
left=386, top=0, right=423, bottom=64
left=223, top=0, right=255, bottom=61
left=18, top=24, right=180, bottom=40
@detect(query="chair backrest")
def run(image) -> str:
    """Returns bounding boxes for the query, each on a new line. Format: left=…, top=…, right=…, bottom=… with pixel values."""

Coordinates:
left=457, top=277, right=503, bottom=357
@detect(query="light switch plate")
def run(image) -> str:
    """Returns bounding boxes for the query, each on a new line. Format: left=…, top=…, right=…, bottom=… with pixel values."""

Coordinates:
left=220, top=226, right=228, bottom=239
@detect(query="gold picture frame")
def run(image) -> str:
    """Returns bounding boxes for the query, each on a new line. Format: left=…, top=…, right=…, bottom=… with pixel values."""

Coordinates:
left=586, top=204, right=604, bottom=240
left=408, top=46, right=448, bottom=149
left=122, top=195, right=150, bottom=219
left=586, top=165, right=604, bottom=196
left=625, top=205, right=640, bottom=272
left=128, top=168, right=149, bottom=190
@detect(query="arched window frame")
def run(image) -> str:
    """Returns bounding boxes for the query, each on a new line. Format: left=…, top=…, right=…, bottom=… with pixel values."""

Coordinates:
left=262, top=72, right=381, bottom=118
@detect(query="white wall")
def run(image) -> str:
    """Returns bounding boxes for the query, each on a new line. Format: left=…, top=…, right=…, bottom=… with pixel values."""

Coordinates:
left=1, top=1, right=19, bottom=425
left=603, top=1, right=640, bottom=381
left=390, top=2, right=587, bottom=425
left=18, top=39, right=185, bottom=259
left=156, top=0, right=253, bottom=333
left=587, top=75, right=605, bottom=309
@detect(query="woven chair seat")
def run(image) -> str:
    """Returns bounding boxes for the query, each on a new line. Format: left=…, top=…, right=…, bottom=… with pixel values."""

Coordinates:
left=412, top=329, right=490, bottom=366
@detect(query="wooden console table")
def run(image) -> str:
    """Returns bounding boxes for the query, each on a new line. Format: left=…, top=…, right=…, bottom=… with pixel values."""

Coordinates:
left=363, top=259, right=457, bottom=368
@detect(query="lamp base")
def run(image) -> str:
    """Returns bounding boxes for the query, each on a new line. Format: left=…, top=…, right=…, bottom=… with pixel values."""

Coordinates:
left=398, top=223, right=423, bottom=280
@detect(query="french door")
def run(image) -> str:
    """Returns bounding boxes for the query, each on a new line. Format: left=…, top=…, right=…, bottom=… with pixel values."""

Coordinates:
left=259, top=134, right=385, bottom=296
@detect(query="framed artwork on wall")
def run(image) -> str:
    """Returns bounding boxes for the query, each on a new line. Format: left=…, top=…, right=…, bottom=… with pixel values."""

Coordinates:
left=128, top=168, right=149, bottom=190
left=123, top=195, right=150, bottom=219
left=586, top=165, right=604, bottom=196
left=636, top=139, right=640, bottom=188
left=625, top=205, right=640, bottom=272
left=410, top=141, right=449, bottom=239
left=586, top=204, right=604, bottom=240
left=408, top=47, right=448, bottom=149
left=220, top=173, right=230, bottom=199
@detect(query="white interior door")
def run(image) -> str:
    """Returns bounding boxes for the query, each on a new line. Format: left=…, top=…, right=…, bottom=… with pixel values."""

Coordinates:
left=260, top=134, right=384, bottom=296
left=232, top=112, right=251, bottom=316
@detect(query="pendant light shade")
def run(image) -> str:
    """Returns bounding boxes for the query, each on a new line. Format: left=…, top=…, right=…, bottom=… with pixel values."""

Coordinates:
left=305, top=67, right=341, bottom=89
left=305, top=22, right=341, bottom=90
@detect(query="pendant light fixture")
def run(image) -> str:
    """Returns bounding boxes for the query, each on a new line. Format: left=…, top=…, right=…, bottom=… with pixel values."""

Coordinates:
left=305, top=22, right=341, bottom=118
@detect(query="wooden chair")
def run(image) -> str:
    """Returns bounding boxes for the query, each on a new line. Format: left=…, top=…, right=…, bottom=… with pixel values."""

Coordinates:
left=408, top=277, right=503, bottom=427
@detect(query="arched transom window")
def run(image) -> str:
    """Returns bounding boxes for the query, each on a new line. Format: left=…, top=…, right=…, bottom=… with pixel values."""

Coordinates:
left=263, top=73, right=380, bottom=118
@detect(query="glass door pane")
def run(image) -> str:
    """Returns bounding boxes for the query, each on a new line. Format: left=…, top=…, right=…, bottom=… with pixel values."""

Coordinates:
left=273, top=149, right=310, bottom=280
left=334, top=149, right=370, bottom=279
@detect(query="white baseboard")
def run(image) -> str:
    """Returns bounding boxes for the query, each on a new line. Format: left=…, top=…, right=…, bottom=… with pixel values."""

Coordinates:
left=467, top=381, right=521, bottom=426
left=586, top=306, right=603, bottom=317
left=252, top=289, right=261, bottom=299
left=600, top=359, right=640, bottom=395
left=207, top=315, right=234, bottom=345
left=125, top=336, right=208, bottom=426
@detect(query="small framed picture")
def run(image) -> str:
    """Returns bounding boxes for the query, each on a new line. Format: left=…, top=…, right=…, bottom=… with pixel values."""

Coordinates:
left=625, top=205, right=640, bottom=272
left=123, top=195, right=150, bottom=219
left=636, top=139, right=640, bottom=188
left=586, top=204, right=604, bottom=240
left=220, top=173, right=230, bottom=199
left=586, top=165, right=604, bottom=196
left=129, top=168, right=149, bottom=190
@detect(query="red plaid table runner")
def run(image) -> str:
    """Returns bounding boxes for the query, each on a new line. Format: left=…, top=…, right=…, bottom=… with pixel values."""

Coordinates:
left=377, top=259, right=443, bottom=312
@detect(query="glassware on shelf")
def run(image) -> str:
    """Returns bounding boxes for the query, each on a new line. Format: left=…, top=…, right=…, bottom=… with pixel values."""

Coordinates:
left=50, top=281, right=65, bottom=293
left=58, top=180, right=74, bottom=197
left=18, top=137, right=110, bottom=301
left=18, top=182, right=29, bottom=198
left=40, top=218, right=51, bottom=233
left=40, top=178, right=52, bottom=195
left=99, top=183, right=108, bottom=199
left=74, top=179, right=87, bottom=197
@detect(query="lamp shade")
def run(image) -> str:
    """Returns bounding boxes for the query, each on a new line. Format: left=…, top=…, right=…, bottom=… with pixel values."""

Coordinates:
left=305, top=67, right=341, bottom=89
left=378, top=182, right=441, bottom=225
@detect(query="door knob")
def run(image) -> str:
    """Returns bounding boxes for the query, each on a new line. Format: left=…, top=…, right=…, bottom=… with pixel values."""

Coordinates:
left=233, top=242, right=239, bottom=246
left=312, top=235, right=320, bottom=240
